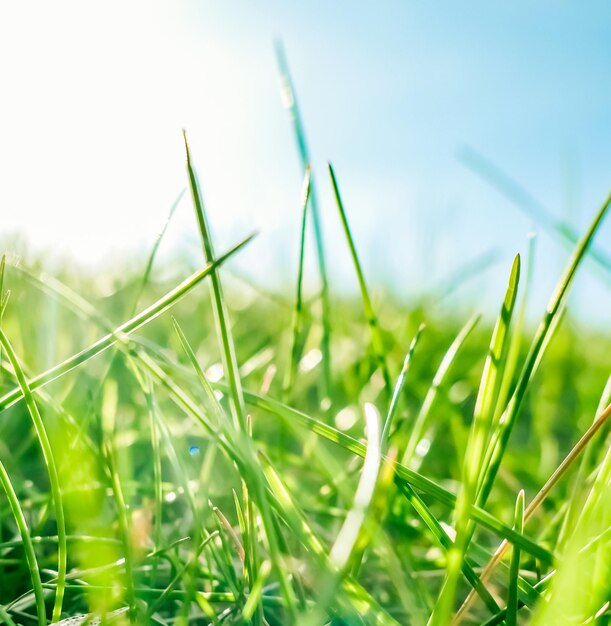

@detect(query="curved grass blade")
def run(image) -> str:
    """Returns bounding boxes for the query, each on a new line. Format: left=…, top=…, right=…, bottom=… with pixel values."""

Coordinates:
left=328, top=163, right=392, bottom=398
left=329, top=403, right=381, bottom=572
left=0, top=234, right=255, bottom=413
left=0, top=329, right=67, bottom=622
left=0, top=460, right=46, bottom=626
left=275, top=41, right=332, bottom=399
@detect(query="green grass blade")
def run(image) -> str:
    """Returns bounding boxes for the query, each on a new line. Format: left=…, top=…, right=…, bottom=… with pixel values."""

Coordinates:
left=382, top=324, right=425, bottom=447
left=397, top=482, right=500, bottom=614
left=132, top=189, right=185, bottom=314
left=506, top=489, right=524, bottom=626
left=101, top=381, right=136, bottom=614
left=0, top=328, right=67, bottom=622
left=183, top=130, right=247, bottom=432
left=402, top=315, right=479, bottom=467
left=0, top=460, right=46, bottom=626
left=275, top=41, right=332, bottom=400
left=328, top=163, right=392, bottom=398
left=0, top=234, right=254, bottom=413
left=429, top=256, right=520, bottom=626
left=478, top=189, right=611, bottom=507
left=284, top=167, right=312, bottom=399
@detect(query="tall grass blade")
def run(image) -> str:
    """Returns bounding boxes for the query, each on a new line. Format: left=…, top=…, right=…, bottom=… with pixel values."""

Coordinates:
left=275, top=41, right=332, bottom=400
left=478, top=190, right=611, bottom=507
left=382, top=324, right=425, bottom=447
left=402, top=315, right=479, bottom=467
left=0, top=328, right=67, bottom=623
left=328, top=163, right=392, bottom=398
left=183, top=130, right=247, bottom=432
left=0, top=461, right=46, bottom=626
left=429, top=256, right=520, bottom=626
left=284, top=167, right=312, bottom=399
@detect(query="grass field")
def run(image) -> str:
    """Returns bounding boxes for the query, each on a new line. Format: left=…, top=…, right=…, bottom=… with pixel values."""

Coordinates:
left=0, top=118, right=610, bottom=625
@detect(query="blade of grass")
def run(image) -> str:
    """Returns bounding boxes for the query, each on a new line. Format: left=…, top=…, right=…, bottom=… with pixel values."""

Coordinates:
left=506, top=490, right=524, bottom=626
left=429, top=256, right=520, bottom=625
left=0, top=328, right=67, bottom=623
left=382, top=324, right=425, bottom=448
left=477, top=189, right=611, bottom=508
left=329, top=403, right=381, bottom=572
left=0, top=234, right=254, bottom=413
left=328, top=163, right=392, bottom=398
left=101, top=381, right=136, bottom=615
left=402, top=315, right=479, bottom=467
left=183, top=130, right=247, bottom=433
left=275, top=41, right=332, bottom=400
left=0, top=460, right=46, bottom=626
left=397, top=482, right=501, bottom=614
left=284, top=166, right=312, bottom=399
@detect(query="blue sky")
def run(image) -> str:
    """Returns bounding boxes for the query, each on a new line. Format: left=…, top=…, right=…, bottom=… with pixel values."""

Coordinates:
left=1, top=1, right=610, bottom=323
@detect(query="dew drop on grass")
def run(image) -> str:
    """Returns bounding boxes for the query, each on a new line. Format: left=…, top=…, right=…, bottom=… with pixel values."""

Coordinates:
left=189, top=445, right=200, bottom=456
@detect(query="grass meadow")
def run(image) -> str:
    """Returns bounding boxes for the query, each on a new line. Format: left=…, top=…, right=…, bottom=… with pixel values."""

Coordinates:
left=0, top=60, right=610, bottom=626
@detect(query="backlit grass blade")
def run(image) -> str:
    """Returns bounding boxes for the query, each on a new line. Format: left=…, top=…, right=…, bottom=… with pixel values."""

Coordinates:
left=402, top=315, right=479, bottom=467
left=183, top=130, right=247, bottom=433
left=0, top=328, right=67, bottom=623
left=0, top=234, right=254, bottom=413
left=531, top=446, right=611, bottom=625
left=328, top=163, right=392, bottom=398
left=329, top=403, right=381, bottom=572
left=284, top=167, right=312, bottom=399
left=0, top=461, right=46, bottom=626
left=429, top=256, right=520, bottom=626
left=132, top=189, right=185, bottom=313
left=275, top=41, right=332, bottom=399
left=478, top=189, right=611, bottom=507
left=506, top=490, right=524, bottom=626
left=459, top=147, right=611, bottom=278
left=382, top=324, right=425, bottom=447
left=101, top=381, right=136, bottom=614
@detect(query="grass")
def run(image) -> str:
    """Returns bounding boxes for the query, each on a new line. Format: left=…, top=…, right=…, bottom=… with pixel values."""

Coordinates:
left=0, top=92, right=610, bottom=626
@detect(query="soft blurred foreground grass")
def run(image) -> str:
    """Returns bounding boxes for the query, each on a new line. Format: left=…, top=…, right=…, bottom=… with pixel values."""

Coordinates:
left=0, top=136, right=609, bottom=625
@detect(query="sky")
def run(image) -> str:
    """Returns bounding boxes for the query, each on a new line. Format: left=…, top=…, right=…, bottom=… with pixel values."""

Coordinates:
left=1, top=1, right=610, bottom=323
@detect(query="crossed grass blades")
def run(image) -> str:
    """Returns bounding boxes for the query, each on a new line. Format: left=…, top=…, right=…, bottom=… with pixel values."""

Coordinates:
left=0, top=60, right=610, bottom=626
